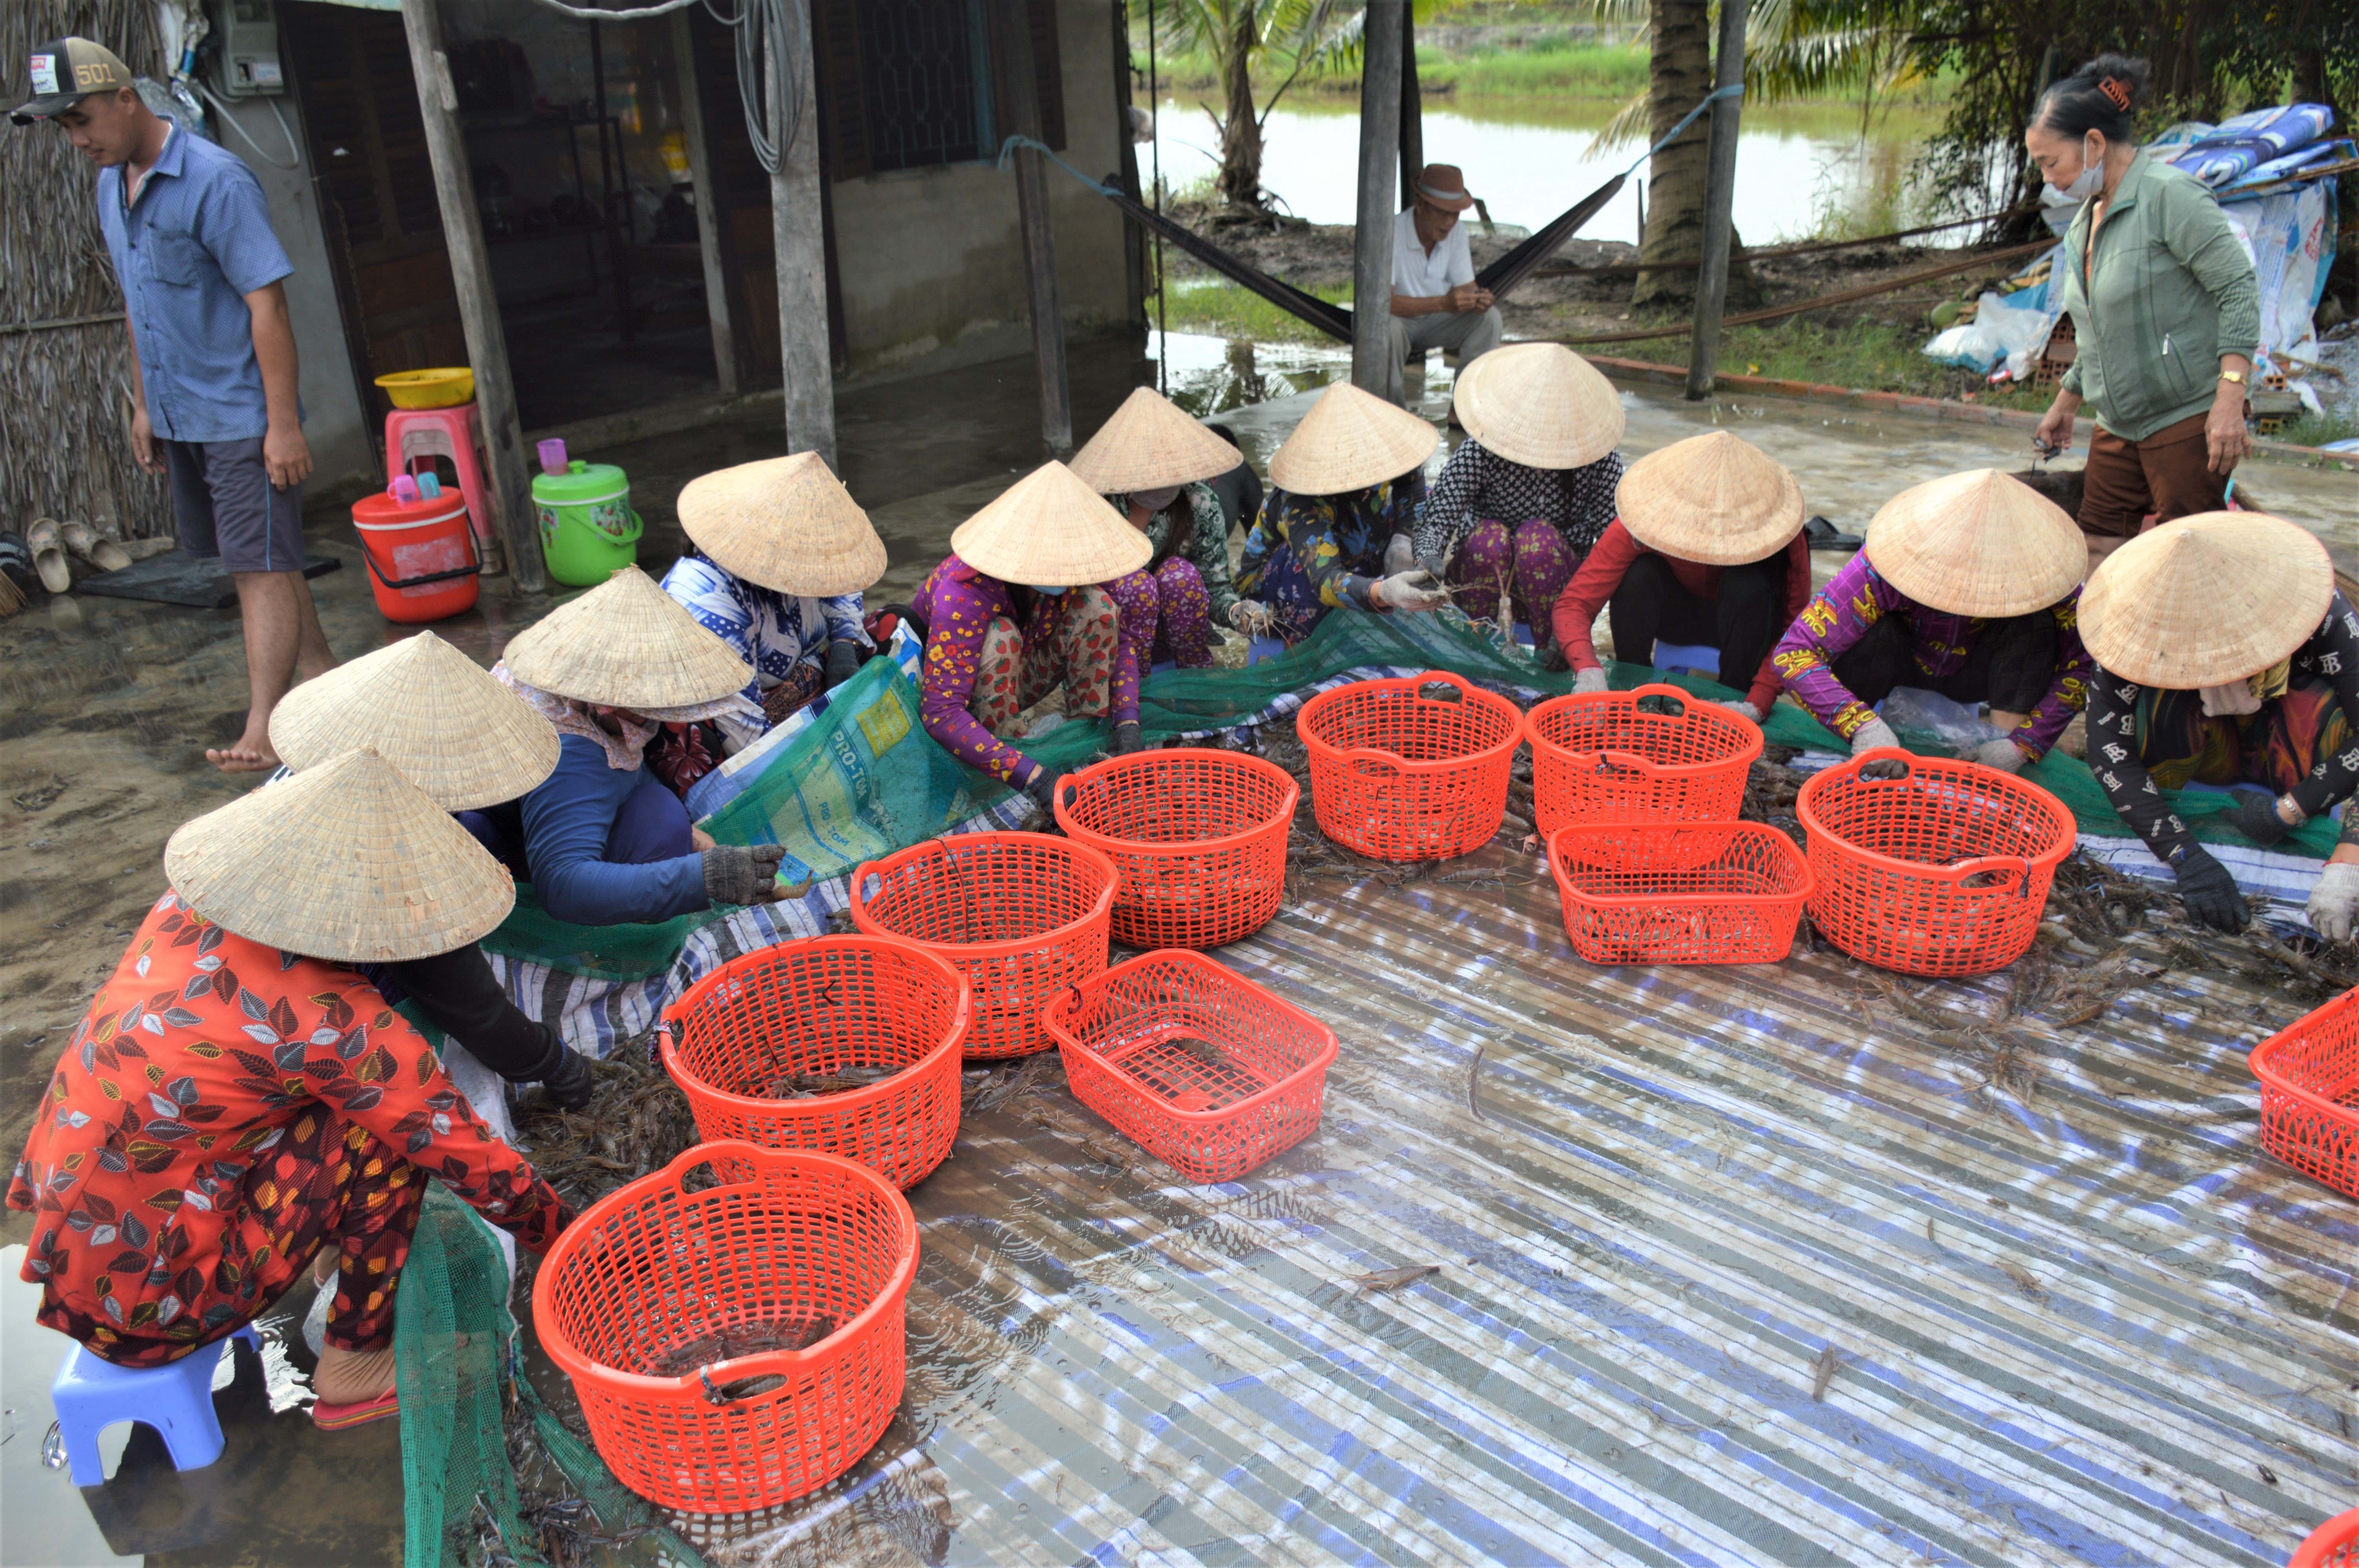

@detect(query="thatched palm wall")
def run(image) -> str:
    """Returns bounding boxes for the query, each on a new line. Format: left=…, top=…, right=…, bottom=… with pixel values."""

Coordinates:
left=2, top=2, right=173, bottom=540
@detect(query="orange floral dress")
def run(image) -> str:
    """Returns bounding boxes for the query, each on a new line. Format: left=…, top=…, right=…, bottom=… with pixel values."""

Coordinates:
left=8, top=890, right=572, bottom=1367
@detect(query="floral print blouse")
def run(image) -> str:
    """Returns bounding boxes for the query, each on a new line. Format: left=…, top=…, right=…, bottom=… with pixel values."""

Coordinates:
left=1236, top=472, right=1427, bottom=612
left=1118, top=481, right=1241, bottom=623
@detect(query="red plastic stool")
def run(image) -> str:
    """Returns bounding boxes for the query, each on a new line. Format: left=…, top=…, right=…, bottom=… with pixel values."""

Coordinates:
left=385, top=402, right=496, bottom=562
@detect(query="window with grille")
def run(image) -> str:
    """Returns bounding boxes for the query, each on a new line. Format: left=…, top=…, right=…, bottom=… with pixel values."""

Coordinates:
left=813, top=0, right=1063, bottom=181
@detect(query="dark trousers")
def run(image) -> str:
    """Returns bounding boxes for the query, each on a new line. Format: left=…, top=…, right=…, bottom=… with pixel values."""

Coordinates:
left=2077, top=411, right=2228, bottom=538
left=1608, top=554, right=1787, bottom=688
left=358, top=944, right=566, bottom=1085
left=1830, top=612, right=2056, bottom=713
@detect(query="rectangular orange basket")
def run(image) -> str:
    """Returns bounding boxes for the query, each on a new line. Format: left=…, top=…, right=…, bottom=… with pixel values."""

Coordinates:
left=2250, top=985, right=2359, bottom=1200
left=1548, top=820, right=1814, bottom=965
left=1043, top=950, right=1338, bottom=1183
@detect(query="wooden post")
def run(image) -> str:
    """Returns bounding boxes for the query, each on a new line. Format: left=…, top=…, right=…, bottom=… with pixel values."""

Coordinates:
left=767, top=6, right=837, bottom=467
left=1683, top=0, right=1747, bottom=401
left=1351, top=0, right=1404, bottom=401
left=1112, top=0, right=1148, bottom=332
left=398, top=0, right=540, bottom=590
left=1397, top=2, right=1423, bottom=211
left=674, top=8, right=741, bottom=395
left=994, top=0, right=1073, bottom=456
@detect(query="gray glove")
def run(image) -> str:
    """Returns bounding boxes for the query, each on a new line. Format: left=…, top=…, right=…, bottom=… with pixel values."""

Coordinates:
left=1383, top=532, right=1418, bottom=575
left=823, top=639, right=862, bottom=689
left=703, top=842, right=789, bottom=906
left=1371, top=569, right=1449, bottom=613
left=1968, top=736, right=2028, bottom=774
left=2173, top=844, right=2249, bottom=933
left=1112, top=720, right=1145, bottom=756
left=1572, top=666, right=1610, bottom=695
left=2309, top=860, right=2359, bottom=942
left=1850, top=717, right=1906, bottom=779
left=1719, top=698, right=1764, bottom=723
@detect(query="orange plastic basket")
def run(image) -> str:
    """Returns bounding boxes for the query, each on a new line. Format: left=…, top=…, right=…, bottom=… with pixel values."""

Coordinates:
left=1043, top=950, right=1338, bottom=1183
left=1053, top=750, right=1299, bottom=948
left=1547, top=821, right=1814, bottom=965
left=849, top=831, right=1116, bottom=1058
left=1296, top=671, right=1523, bottom=861
left=1524, top=683, right=1763, bottom=834
left=1796, top=748, right=2073, bottom=976
left=658, top=936, right=969, bottom=1189
left=2249, top=988, right=2359, bottom=1200
left=2292, top=1509, right=2359, bottom=1568
left=532, top=1141, right=918, bottom=1513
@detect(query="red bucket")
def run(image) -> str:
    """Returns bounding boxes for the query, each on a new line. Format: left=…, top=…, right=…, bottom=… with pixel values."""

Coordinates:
left=353, top=488, right=480, bottom=623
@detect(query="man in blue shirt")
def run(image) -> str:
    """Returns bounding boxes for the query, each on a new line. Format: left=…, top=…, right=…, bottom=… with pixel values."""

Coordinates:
left=16, top=37, right=335, bottom=773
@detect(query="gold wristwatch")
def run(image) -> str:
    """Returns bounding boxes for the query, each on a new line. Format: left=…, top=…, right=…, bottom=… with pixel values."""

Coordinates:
left=2219, top=369, right=2248, bottom=385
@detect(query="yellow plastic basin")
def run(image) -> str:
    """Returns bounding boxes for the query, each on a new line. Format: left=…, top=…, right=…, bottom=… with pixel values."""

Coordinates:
left=375, top=367, right=476, bottom=410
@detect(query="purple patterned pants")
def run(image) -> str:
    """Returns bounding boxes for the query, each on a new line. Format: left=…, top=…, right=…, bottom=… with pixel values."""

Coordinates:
left=1448, top=519, right=1576, bottom=641
left=1151, top=559, right=1213, bottom=669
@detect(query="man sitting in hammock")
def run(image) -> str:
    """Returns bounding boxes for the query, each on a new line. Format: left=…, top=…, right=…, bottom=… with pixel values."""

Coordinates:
left=1390, top=164, right=1503, bottom=377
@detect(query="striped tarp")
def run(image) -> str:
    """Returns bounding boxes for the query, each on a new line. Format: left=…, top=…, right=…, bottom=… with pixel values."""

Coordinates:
left=668, top=845, right=2358, bottom=1566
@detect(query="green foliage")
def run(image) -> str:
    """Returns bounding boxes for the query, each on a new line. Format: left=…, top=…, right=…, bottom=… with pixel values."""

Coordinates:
left=1714, top=317, right=2053, bottom=407
left=1157, top=277, right=1356, bottom=341
left=2277, top=410, right=2359, bottom=450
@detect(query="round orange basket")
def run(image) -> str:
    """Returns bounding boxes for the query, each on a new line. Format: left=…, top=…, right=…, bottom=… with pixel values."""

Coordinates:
left=1796, top=748, right=2073, bottom=976
left=1053, top=750, right=1298, bottom=948
left=2248, top=987, right=2359, bottom=1201
left=1296, top=671, right=1523, bottom=861
left=532, top=1141, right=918, bottom=1513
left=658, top=935, right=969, bottom=1189
left=849, top=831, right=1116, bottom=1058
left=2291, top=1508, right=2359, bottom=1568
left=1524, top=682, right=1762, bottom=835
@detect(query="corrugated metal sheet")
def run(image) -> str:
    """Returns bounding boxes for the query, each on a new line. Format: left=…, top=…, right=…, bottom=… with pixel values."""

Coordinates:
left=680, top=845, right=2359, bottom=1566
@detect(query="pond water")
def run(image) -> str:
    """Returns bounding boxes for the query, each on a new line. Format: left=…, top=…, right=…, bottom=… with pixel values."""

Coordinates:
left=1147, top=94, right=1961, bottom=246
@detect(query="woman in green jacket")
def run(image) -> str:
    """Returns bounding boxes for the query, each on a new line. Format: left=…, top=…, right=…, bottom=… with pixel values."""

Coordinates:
left=2026, top=56, right=2261, bottom=563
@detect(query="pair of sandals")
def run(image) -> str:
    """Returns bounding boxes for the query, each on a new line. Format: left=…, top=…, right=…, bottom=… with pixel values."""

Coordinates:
left=19, top=517, right=133, bottom=592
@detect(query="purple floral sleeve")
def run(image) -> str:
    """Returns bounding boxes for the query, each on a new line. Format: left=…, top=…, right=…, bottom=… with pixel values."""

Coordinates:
left=2016, top=592, right=2090, bottom=759
left=1101, top=570, right=1159, bottom=725
left=914, top=559, right=1031, bottom=784
left=1770, top=552, right=1908, bottom=741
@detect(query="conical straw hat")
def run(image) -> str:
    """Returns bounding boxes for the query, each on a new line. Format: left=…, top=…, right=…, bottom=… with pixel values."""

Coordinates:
left=676, top=452, right=887, bottom=596
left=165, top=748, right=514, bottom=962
left=269, top=631, right=559, bottom=810
left=2080, top=511, right=2332, bottom=688
left=1068, top=387, right=1243, bottom=495
left=502, top=566, right=752, bottom=708
left=1616, top=430, right=1804, bottom=566
left=1267, top=381, right=1439, bottom=495
left=949, top=461, right=1154, bottom=587
left=1862, top=469, right=2084, bottom=618
left=1450, top=343, right=1625, bottom=470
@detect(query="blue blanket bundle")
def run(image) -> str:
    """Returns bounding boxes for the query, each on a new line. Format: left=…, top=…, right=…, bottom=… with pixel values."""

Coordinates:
left=2162, top=103, right=2341, bottom=189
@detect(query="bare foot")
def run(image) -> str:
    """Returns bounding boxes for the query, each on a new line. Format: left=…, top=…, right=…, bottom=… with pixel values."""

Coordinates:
left=206, top=735, right=280, bottom=773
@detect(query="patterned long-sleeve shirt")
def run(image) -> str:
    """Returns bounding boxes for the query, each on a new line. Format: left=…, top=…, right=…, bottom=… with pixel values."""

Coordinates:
left=912, top=555, right=1156, bottom=785
left=1120, top=481, right=1241, bottom=622
left=1551, top=519, right=1813, bottom=714
left=660, top=548, right=869, bottom=751
left=11, top=891, right=571, bottom=1358
left=1236, top=474, right=1426, bottom=612
left=1414, top=440, right=1624, bottom=569
left=2086, top=593, right=2359, bottom=864
left=1770, top=552, right=2091, bottom=759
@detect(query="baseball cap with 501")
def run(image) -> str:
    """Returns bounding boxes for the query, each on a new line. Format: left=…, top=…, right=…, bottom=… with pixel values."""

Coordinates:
left=12, top=37, right=135, bottom=125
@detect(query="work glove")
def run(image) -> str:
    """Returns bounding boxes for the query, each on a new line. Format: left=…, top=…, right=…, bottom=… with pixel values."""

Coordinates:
left=1112, top=720, right=1145, bottom=756
left=1850, top=717, right=1906, bottom=779
left=1967, top=736, right=2029, bottom=775
left=703, top=842, right=790, bottom=906
left=1719, top=699, right=1764, bottom=723
left=1572, top=666, right=1610, bottom=695
left=2172, top=845, right=2250, bottom=933
left=1020, top=764, right=1064, bottom=814
left=1383, top=532, right=1418, bottom=575
left=823, top=638, right=862, bottom=690
left=2307, top=860, right=2359, bottom=942
left=539, top=1045, right=598, bottom=1115
left=1227, top=599, right=1273, bottom=637
left=1371, top=569, right=1449, bottom=613
left=2219, top=787, right=2299, bottom=848
left=1536, top=644, right=1570, bottom=673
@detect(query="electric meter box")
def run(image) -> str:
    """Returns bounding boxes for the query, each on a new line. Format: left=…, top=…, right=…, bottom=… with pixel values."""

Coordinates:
left=212, top=0, right=285, bottom=97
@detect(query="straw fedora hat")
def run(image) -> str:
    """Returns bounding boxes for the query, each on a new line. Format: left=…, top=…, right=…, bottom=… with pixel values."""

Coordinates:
left=502, top=566, right=752, bottom=708
left=949, top=461, right=1154, bottom=587
left=165, top=748, right=514, bottom=962
left=1068, top=387, right=1242, bottom=495
left=1267, top=381, right=1439, bottom=495
left=269, top=631, right=559, bottom=810
left=1862, top=469, right=2083, bottom=618
left=675, top=452, right=886, bottom=597
left=2080, top=511, right=2332, bottom=688
left=1616, top=431, right=1805, bottom=567
left=1450, top=343, right=1625, bottom=470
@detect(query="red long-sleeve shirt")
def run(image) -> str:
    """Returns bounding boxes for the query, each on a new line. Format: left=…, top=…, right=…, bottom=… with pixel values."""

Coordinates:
left=1550, top=520, right=1812, bottom=713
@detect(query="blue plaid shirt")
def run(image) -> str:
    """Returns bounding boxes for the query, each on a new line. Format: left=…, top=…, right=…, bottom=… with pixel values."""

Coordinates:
left=96, top=122, right=294, bottom=443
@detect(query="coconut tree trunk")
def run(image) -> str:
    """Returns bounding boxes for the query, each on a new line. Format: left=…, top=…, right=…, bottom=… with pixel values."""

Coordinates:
left=1632, top=0, right=1754, bottom=309
left=1216, top=3, right=1264, bottom=206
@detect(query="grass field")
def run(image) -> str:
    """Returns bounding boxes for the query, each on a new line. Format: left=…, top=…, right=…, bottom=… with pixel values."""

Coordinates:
left=1157, top=277, right=1354, bottom=343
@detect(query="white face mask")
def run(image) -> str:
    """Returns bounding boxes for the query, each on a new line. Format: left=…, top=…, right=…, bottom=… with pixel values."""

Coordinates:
left=2048, top=134, right=2106, bottom=201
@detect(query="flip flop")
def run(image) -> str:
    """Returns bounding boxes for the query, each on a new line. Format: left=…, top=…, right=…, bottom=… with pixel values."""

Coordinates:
left=310, top=1387, right=400, bottom=1430
left=60, top=520, right=132, bottom=573
left=24, top=518, right=71, bottom=593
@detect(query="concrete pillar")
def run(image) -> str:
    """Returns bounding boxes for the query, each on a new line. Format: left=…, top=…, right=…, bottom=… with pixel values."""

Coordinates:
left=1351, top=0, right=1404, bottom=401
left=768, top=7, right=837, bottom=467
left=1684, top=0, right=1748, bottom=401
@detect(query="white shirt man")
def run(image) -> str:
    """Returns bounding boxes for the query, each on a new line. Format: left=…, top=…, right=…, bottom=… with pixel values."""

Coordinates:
left=1387, top=162, right=1504, bottom=379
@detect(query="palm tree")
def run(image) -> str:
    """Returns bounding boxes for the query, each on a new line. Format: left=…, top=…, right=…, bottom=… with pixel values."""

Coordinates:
left=1133, top=0, right=1364, bottom=209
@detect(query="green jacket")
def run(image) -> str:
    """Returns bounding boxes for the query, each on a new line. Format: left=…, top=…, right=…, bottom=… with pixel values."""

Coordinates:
left=2058, top=150, right=2260, bottom=443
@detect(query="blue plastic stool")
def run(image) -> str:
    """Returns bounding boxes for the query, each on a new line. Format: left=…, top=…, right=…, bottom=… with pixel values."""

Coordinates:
left=49, top=1325, right=260, bottom=1486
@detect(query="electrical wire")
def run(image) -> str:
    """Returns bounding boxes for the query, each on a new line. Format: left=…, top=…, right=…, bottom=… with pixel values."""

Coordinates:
left=520, top=0, right=710, bottom=20
left=732, top=0, right=807, bottom=175
left=1146, top=0, right=1165, bottom=395
left=193, top=78, right=302, bottom=170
